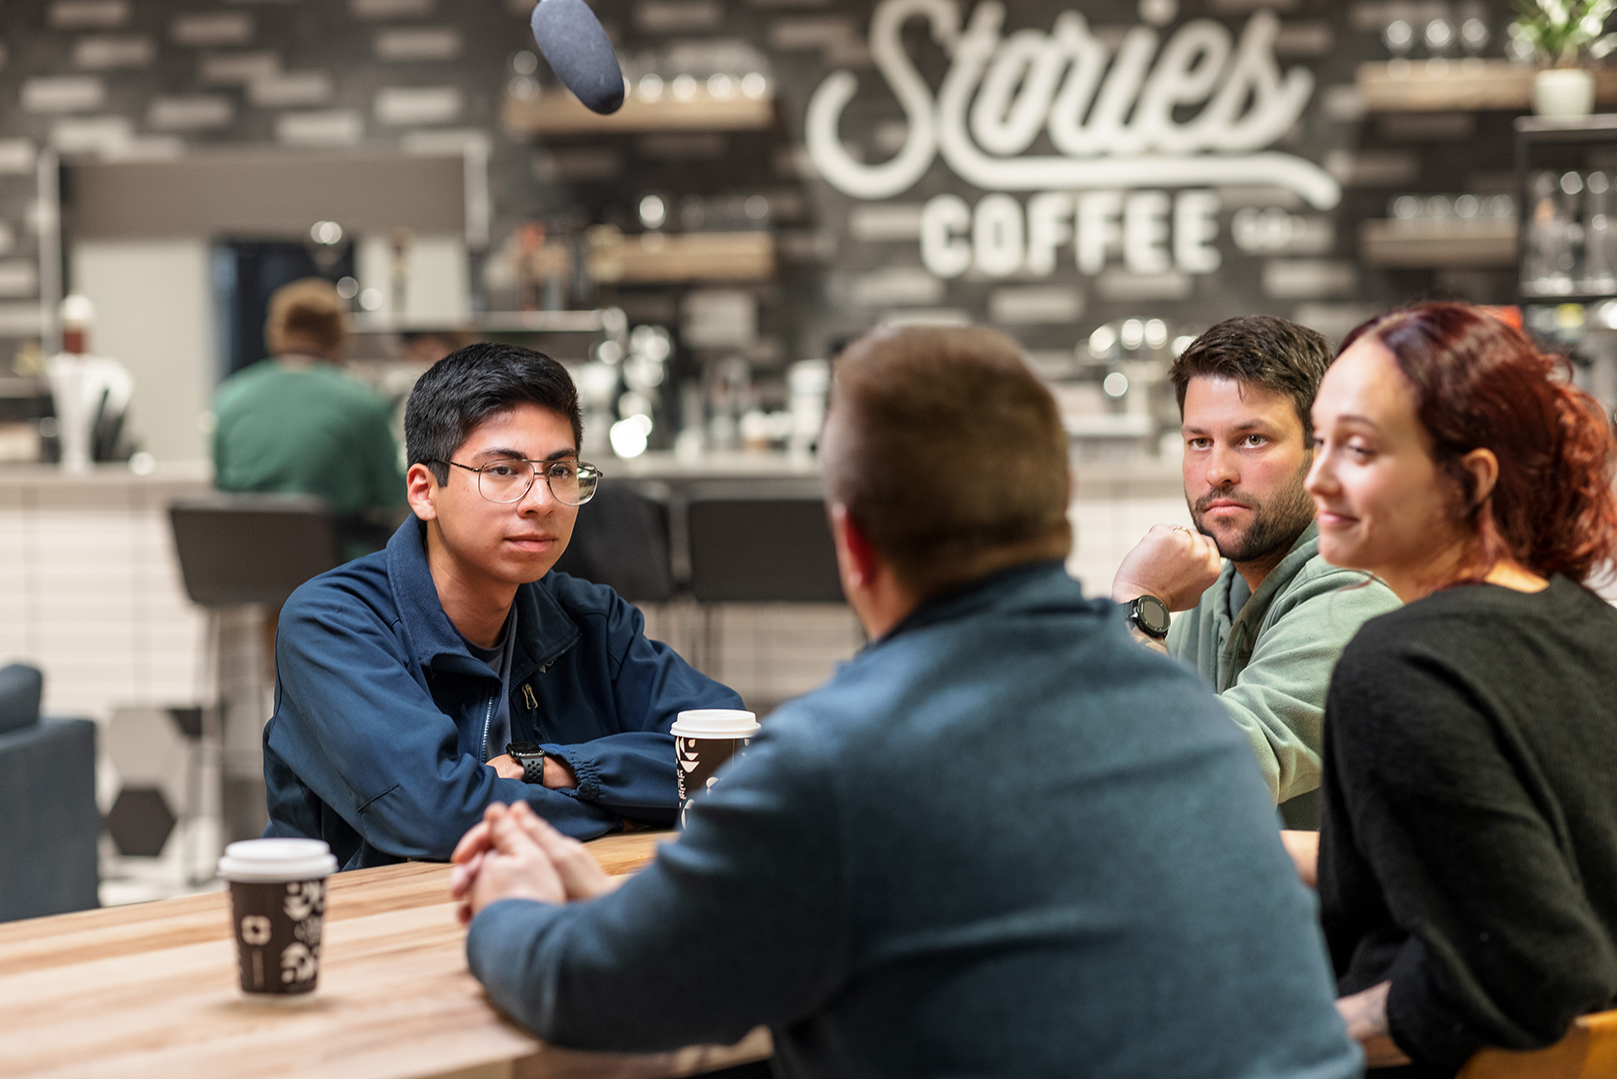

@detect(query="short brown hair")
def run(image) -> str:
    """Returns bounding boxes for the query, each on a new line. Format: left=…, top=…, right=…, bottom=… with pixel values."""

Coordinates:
left=825, top=325, right=1071, bottom=597
left=265, top=277, right=347, bottom=356
left=1170, top=315, right=1330, bottom=442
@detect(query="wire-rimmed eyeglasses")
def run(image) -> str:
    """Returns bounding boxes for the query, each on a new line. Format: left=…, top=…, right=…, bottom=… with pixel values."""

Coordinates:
left=431, top=458, right=602, bottom=505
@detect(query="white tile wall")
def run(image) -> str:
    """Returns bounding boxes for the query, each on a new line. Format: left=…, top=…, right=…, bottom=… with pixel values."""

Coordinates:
left=0, top=481, right=207, bottom=722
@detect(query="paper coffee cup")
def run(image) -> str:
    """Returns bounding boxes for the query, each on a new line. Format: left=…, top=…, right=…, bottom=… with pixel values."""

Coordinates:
left=217, top=838, right=337, bottom=998
left=670, top=709, right=760, bottom=826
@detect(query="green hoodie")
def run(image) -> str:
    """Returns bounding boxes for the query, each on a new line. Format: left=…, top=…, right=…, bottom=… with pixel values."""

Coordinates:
left=1165, top=521, right=1400, bottom=828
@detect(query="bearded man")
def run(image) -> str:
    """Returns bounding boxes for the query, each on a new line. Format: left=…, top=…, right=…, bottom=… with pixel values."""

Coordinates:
left=1111, top=316, right=1399, bottom=828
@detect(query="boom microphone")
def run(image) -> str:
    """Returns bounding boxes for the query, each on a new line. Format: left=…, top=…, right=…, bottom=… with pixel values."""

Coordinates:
left=529, top=0, right=625, bottom=115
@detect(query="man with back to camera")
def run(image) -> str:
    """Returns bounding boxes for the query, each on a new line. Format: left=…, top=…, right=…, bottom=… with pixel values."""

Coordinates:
left=212, top=277, right=406, bottom=561
left=1111, top=316, right=1399, bottom=828
left=445, top=326, right=1363, bottom=1079
left=261, top=342, right=742, bottom=870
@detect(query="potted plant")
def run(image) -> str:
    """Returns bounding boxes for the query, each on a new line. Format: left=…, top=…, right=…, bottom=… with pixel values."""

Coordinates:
left=1511, top=0, right=1617, bottom=116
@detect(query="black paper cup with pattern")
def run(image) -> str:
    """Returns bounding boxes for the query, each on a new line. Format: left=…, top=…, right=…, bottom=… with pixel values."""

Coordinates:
left=670, top=709, right=760, bottom=827
left=218, top=838, right=338, bottom=998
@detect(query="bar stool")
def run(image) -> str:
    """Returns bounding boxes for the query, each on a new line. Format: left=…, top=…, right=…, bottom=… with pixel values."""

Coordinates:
left=168, top=492, right=343, bottom=862
left=551, top=481, right=677, bottom=604
left=169, top=492, right=344, bottom=608
left=684, top=495, right=846, bottom=679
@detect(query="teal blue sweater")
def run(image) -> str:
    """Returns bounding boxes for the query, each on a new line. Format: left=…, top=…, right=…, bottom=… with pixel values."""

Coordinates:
left=467, top=562, right=1362, bottom=1079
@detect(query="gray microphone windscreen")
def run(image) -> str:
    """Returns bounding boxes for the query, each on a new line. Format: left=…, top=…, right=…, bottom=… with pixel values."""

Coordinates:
left=530, top=0, right=625, bottom=115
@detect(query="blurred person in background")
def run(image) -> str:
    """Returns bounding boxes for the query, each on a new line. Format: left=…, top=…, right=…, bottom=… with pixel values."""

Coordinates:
left=1292, top=302, right=1617, bottom=1075
left=213, top=277, right=406, bottom=561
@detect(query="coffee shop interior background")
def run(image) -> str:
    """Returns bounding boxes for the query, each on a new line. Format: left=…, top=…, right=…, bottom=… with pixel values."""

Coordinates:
left=2, top=0, right=1617, bottom=909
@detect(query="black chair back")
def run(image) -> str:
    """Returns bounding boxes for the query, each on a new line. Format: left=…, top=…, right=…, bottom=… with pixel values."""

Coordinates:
left=551, top=483, right=677, bottom=603
left=686, top=497, right=844, bottom=604
left=169, top=493, right=343, bottom=608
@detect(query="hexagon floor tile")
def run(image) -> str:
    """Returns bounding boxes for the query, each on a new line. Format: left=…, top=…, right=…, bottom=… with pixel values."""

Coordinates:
left=106, top=786, right=178, bottom=858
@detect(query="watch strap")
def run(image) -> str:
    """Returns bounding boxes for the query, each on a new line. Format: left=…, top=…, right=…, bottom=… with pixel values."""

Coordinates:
left=520, top=752, right=546, bottom=785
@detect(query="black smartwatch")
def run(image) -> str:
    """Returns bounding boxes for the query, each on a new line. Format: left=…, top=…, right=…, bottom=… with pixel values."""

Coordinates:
left=1126, top=595, right=1171, bottom=640
left=506, top=741, right=547, bottom=785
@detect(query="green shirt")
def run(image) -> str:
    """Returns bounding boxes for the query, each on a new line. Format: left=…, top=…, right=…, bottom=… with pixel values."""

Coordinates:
left=1166, top=521, right=1400, bottom=828
left=212, top=359, right=405, bottom=558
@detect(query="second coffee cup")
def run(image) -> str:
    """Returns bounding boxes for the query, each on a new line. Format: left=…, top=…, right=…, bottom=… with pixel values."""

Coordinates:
left=670, top=709, right=760, bottom=826
left=217, top=837, right=338, bottom=999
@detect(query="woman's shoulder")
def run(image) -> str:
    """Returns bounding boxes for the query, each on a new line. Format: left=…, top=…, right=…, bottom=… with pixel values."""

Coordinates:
left=1341, top=575, right=1617, bottom=670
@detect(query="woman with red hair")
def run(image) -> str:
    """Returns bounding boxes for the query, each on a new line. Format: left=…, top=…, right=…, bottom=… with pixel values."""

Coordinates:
left=1302, top=302, right=1617, bottom=1076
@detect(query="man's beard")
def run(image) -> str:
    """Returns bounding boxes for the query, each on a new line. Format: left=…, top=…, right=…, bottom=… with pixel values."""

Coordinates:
left=1190, top=464, right=1315, bottom=565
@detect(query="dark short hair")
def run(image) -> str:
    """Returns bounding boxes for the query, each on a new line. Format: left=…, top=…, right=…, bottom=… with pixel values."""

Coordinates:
left=826, top=325, right=1071, bottom=597
left=404, top=342, right=583, bottom=485
left=1170, top=316, right=1331, bottom=441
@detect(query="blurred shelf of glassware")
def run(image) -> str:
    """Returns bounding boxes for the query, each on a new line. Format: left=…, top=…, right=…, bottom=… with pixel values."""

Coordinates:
left=1358, top=60, right=1617, bottom=112
left=1361, top=191, right=1518, bottom=268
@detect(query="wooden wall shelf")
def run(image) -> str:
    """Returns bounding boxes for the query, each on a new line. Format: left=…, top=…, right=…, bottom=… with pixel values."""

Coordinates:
left=1359, top=218, right=1517, bottom=268
left=502, top=90, right=775, bottom=135
left=350, top=310, right=615, bottom=334
left=1358, top=60, right=1617, bottom=112
left=592, top=231, right=775, bottom=283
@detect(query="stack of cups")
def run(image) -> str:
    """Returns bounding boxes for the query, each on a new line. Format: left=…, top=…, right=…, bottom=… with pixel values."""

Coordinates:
left=670, top=709, right=760, bottom=826
left=217, top=838, right=338, bottom=1000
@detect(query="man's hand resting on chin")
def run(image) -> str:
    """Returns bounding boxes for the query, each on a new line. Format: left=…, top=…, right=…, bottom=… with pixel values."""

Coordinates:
left=449, top=801, right=623, bottom=924
left=1112, top=523, right=1222, bottom=611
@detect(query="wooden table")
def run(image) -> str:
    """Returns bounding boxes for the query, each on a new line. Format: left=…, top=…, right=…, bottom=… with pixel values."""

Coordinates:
left=0, top=832, right=771, bottom=1079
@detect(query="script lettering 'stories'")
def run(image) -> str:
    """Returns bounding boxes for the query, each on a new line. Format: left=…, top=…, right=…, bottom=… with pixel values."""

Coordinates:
left=805, top=0, right=1342, bottom=280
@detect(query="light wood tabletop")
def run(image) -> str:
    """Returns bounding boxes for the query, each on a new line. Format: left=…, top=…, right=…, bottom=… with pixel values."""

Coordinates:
left=0, top=830, right=771, bottom=1079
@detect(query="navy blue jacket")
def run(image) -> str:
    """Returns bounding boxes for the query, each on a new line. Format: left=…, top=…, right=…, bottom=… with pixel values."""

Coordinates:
left=263, top=518, right=741, bottom=870
left=467, top=562, right=1362, bottom=1079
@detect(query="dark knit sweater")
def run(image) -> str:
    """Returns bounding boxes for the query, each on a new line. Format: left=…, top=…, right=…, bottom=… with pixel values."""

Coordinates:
left=1318, top=575, right=1617, bottom=1077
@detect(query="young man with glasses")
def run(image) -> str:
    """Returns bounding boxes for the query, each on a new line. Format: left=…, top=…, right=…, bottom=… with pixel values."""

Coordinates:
left=262, top=343, right=741, bottom=869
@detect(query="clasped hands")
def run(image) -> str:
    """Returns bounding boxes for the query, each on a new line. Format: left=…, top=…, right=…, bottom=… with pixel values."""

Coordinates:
left=1111, top=523, right=1222, bottom=609
left=449, top=800, right=622, bottom=925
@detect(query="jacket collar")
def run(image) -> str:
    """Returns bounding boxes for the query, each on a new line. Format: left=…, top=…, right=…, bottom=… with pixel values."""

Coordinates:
left=877, top=560, right=1085, bottom=646
left=384, top=518, right=581, bottom=681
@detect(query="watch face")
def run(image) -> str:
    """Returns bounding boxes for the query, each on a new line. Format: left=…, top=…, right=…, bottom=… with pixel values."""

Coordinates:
left=1133, top=596, right=1171, bottom=637
left=506, top=741, right=544, bottom=759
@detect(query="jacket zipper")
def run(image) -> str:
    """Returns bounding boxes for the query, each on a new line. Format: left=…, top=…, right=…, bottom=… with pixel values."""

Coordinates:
left=522, top=648, right=568, bottom=742
left=519, top=682, right=548, bottom=742
left=480, top=696, right=496, bottom=763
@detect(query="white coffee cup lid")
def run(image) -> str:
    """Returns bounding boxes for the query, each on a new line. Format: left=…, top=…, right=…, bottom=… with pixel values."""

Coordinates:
left=671, top=709, right=760, bottom=736
left=218, top=838, right=338, bottom=882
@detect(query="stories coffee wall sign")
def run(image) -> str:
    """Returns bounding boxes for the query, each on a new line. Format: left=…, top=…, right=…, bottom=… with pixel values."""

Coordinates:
left=804, top=0, right=1341, bottom=284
